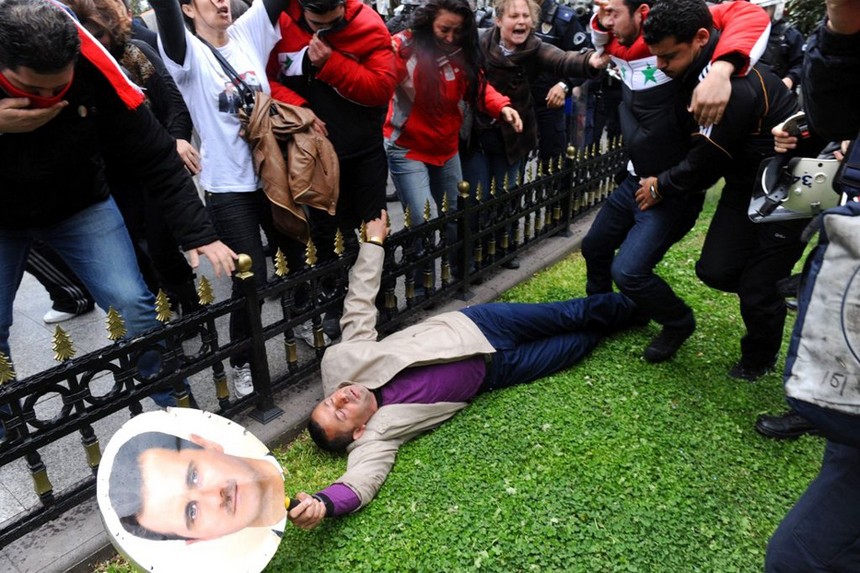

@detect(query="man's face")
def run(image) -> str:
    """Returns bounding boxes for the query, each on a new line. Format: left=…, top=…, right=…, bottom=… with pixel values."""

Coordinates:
left=602, top=0, right=645, bottom=47
left=311, top=384, right=378, bottom=442
left=136, top=439, right=274, bottom=540
left=303, top=5, right=345, bottom=33
left=647, top=30, right=707, bottom=79
left=0, top=64, right=74, bottom=99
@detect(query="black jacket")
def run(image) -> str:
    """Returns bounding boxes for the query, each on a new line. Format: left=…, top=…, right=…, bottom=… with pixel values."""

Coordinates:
left=760, top=19, right=804, bottom=87
left=803, top=20, right=860, bottom=141
left=655, top=30, right=798, bottom=209
left=0, top=58, right=216, bottom=250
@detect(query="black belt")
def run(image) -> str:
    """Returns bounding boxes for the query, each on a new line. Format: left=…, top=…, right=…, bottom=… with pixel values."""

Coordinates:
left=479, top=353, right=496, bottom=393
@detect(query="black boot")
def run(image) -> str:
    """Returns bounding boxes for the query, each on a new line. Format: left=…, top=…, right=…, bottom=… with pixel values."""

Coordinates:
left=755, top=410, right=820, bottom=439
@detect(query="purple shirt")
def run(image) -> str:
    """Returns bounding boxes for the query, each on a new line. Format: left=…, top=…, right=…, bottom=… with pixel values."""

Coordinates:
left=318, top=356, right=487, bottom=515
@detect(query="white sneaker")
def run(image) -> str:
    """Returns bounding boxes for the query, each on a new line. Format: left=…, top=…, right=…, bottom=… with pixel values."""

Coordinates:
left=43, top=309, right=78, bottom=324
left=293, top=320, right=331, bottom=347
left=232, top=364, right=254, bottom=397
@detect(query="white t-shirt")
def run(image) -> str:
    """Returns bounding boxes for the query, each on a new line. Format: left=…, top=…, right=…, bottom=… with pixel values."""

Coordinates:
left=159, top=1, right=280, bottom=193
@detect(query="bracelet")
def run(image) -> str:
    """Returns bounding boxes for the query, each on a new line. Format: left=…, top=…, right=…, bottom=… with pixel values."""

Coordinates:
left=649, top=183, right=661, bottom=200
left=367, top=236, right=384, bottom=246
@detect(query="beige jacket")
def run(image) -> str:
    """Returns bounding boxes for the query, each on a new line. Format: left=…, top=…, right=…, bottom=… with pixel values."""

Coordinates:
left=243, top=92, right=339, bottom=243
left=320, top=244, right=496, bottom=509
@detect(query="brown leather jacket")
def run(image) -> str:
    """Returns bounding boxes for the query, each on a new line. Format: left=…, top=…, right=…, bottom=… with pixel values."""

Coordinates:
left=243, top=92, right=340, bottom=242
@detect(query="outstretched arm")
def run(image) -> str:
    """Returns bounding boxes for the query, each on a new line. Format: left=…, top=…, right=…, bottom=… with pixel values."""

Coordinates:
left=149, top=0, right=189, bottom=65
left=338, top=210, right=389, bottom=342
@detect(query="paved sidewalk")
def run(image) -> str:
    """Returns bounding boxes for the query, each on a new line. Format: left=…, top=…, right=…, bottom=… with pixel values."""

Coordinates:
left=0, top=201, right=597, bottom=573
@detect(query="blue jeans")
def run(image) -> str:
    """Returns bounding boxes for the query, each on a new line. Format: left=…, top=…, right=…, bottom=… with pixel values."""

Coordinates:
left=460, top=147, right=521, bottom=199
left=461, top=292, right=634, bottom=391
left=386, top=141, right=462, bottom=229
left=386, top=141, right=462, bottom=283
left=0, top=198, right=180, bottom=409
left=581, top=174, right=704, bottom=329
left=766, top=437, right=860, bottom=572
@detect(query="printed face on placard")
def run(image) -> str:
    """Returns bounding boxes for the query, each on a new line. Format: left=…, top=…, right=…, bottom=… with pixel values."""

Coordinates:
left=96, top=409, right=286, bottom=573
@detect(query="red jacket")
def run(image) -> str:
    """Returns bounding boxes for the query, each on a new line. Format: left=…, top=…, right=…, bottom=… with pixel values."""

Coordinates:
left=592, top=1, right=770, bottom=77
left=267, top=0, right=396, bottom=156
left=268, top=0, right=395, bottom=107
left=384, top=31, right=511, bottom=166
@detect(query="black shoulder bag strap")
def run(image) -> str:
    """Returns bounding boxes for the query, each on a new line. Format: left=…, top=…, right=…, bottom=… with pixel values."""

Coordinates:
left=198, top=37, right=256, bottom=115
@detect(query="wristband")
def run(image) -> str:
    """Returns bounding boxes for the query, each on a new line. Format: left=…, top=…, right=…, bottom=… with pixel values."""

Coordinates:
left=367, top=236, right=384, bottom=246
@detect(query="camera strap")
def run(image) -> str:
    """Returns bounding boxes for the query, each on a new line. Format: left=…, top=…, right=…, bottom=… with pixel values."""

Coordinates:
left=199, top=37, right=256, bottom=114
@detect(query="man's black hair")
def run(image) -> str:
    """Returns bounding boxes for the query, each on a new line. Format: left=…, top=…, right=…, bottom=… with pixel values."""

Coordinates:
left=308, top=417, right=354, bottom=453
left=108, top=431, right=203, bottom=541
left=621, top=0, right=654, bottom=16
left=0, top=0, right=81, bottom=73
left=298, top=0, right=345, bottom=15
left=642, top=0, right=712, bottom=45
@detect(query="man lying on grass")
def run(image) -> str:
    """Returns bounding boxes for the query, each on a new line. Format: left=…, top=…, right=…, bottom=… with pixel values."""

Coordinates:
left=287, top=210, right=639, bottom=528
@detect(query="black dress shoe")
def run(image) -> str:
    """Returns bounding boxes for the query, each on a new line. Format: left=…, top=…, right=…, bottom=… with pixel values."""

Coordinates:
left=501, top=256, right=521, bottom=270
left=729, top=359, right=776, bottom=382
left=386, top=190, right=398, bottom=202
left=755, top=410, right=820, bottom=439
left=323, top=312, right=342, bottom=340
left=643, top=320, right=695, bottom=363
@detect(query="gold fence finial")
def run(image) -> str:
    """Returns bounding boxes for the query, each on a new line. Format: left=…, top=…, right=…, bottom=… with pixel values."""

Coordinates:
left=197, top=276, right=214, bottom=305
left=423, top=199, right=432, bottom=222
left=334, top=229, right=345, bottom=256
left=458, top=180, right=470, bottom=198
left=403, top=206, right=412, bottom=229
left=0, top=351, right=16, bottom=384
left=105, top=306, right=127, bottom=341
left=234, top=254, right=254, bottom=280
left=441, top=192, right=449, bottom=214
left=52, top=326, right=76, bottom=362
left=274, top=248, right=289, bottom=277
left=305, top=238, right=318, bottom=267
left=155, top=289, right=173, bottom=323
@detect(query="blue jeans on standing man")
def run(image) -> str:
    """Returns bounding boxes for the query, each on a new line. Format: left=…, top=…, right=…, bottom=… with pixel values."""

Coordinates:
left=581, top=174, right=704, bottom=329
left=461, top=292, right=634, bottom=391
left=0, top=197, right=183, bottom=416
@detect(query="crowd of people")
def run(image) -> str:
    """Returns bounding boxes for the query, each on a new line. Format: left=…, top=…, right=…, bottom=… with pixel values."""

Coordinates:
left=1, top=0, right=858, bottom=568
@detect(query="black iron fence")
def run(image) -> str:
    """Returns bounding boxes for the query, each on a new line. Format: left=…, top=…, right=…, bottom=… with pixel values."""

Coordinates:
left=0, top=142, right=626, bottom=548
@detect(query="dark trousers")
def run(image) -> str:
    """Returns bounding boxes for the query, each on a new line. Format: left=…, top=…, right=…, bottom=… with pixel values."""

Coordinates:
left=461, top=292, right=634, bottom=391
left=695, top=200, right=807, bottom=367
left=205, top=190, right=298, bottom=367
left=766, top=400, right=860, bottom=573
left=26, top=240, right=94, bottom=314
left=309, top=145, right=388, bottom=265
left=535, top=104, right=567, bottom=163
left=582, top=175, right=704, bottom=329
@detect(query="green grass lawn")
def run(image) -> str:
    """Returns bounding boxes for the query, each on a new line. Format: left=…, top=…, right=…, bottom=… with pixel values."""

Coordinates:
left=266, top=190, right=823, bottom=572
left=96, top=189, right=823, bottom=572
